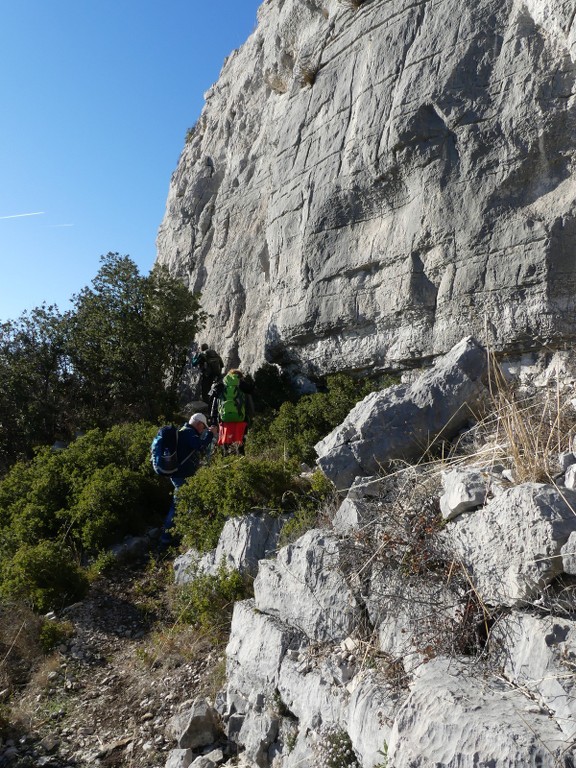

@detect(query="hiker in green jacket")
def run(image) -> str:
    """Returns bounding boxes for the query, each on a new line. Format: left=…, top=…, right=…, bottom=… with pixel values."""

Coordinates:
left=210, top=368, right=254, bottom=453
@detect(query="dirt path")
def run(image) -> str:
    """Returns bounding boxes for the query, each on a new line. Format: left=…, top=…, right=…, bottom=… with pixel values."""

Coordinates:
left=1, top=555, right=226, bottom=768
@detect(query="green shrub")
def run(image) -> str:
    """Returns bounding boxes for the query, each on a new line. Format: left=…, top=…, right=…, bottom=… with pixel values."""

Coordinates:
left=0, top=421, right=166, bottom=555
left=39, top=618, right=75, bottom=652
left=249, top=373, right=381, bottom=464
left=0, top=420, right=169, bottom=612
left=174, top=455, right=298, bottom=551
left=279, top=470, right=336, bottom=546
left=65, top=466, right=160, bottom=550
left=0, top=540, right=89, bottom=612
left=0, top=449, right=71, bottom=544
left=174, top=561, right=253, bottom=638
left=64, top=421, right=160, bottom=489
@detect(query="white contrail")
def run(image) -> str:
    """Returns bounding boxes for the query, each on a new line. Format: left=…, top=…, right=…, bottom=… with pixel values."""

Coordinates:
left=0, top=211, right=45, bottom=220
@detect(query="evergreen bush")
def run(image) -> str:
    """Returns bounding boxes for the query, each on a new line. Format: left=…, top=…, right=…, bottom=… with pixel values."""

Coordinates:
left=0, top=420, right=168, bottom=611
left=39, top=618, right=75, bottom=652
left=67, top=465, right=158, bottom=550
left=248, top=373, right=388, bottom=463
left=174, top=455, right=298, bottom=552
left=174, top=560, right=253, bottom=638
left=0, top=540, right=89, bottom=612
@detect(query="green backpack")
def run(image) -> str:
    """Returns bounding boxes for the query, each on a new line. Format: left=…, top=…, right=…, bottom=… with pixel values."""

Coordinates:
left=218, top=373, right=246, bottom=422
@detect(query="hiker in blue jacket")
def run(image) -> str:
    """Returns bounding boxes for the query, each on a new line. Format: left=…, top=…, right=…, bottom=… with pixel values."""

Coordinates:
left=160, top=412, right=217, bottom=549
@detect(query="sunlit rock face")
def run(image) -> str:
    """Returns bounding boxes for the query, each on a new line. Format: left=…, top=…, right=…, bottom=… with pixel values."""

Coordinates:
left=156, top=0, right=576, bottom=375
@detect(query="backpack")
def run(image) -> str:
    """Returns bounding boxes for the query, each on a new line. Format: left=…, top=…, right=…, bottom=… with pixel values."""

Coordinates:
left=217, top=374, right=246, bottom=423
left=191, top=352, right=206, bottom=370
left=204, top=349, right=223, bottom=376
left=150, top=425, right=179, bottom=475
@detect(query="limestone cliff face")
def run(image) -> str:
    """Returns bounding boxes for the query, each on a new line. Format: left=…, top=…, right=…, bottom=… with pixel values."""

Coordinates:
left=156, top=0, right=576, bottom=375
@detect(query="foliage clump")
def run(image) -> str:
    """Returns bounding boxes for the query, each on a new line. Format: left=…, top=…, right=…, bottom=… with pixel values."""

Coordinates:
left=314, top=724, right=360, bottom=767
left=174, top=455, right=298, bottom=552
left=248, top=373, right=393, bottom=464
left=0, top=540, right=88, bottom=613
left=0, top=421, right=167, bottom=610
left=38, top=618, right=75, bottom=653
left=173, top=560, right=253, bottom=639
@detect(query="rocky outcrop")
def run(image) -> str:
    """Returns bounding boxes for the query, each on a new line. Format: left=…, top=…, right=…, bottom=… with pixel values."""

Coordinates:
left=388, top=657, right=569, bottom=768
left=173, top=512, right=287, bottom=585
left=315, top=336, right=487, bottom=490
left=202, top=343, right=576, bottom=768
left=156, top=0, right=576, bottom=375
left=217, top=467, right=576, bottom=766
left=442, top=482, right=576, bottom=607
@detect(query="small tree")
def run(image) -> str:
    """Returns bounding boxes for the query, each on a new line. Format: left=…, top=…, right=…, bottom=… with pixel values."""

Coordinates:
left=0, top=304, right=72, bottom=470
left=143, top=263, right=206, bottom=415
left=66, top=253, right=205, bottom=427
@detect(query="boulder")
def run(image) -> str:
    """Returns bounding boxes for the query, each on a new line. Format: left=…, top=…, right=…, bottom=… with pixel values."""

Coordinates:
left=210, top=512, right=286, bottom=576
left=253, top=529, right=364, bottom=643
left=332, top=476, right=384, bottom=533
left=164, top=749, right=193, bottom=768
left=387, top=657, right=571, bottom=767
left=225, top=600, right=305, bottom=697
left=439, top=466, right=498, bottom=520
left=173, top=549, right=202, bottom=586
left=174, top=512, right=287, bottom=585
left=564, top=463, right=576, bottom=490
left=237, top=710, right=280, bottom=768
left=558, top=451, right=576, bottom=473
left=169, top=699, right=221, bottom=751
left=442, top=483, right=576, bottom=607
left=190, top=749, right=224, bottom=768
left=561, top=531, right=576, bottom=575
left=491, top=613, right=576, bottom=740
left=315, top=337, right=487, bottom=490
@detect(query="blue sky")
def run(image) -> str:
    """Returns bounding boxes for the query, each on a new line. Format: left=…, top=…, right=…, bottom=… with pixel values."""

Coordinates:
left=0, top=1, right=262, bottom=323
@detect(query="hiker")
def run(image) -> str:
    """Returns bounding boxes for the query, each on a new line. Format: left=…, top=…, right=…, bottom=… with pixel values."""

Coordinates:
left=210, top=368, right=254, bottom=454
left=160, top=413, right=218, bottom=548
left=191, top=343, right=224, bottom=403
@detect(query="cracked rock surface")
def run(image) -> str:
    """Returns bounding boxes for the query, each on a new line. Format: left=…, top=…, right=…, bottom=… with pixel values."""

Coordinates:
left=157, top=0, right=576, bottom=375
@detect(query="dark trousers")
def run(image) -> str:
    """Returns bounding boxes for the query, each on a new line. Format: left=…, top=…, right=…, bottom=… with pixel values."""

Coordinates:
left=201, top=373, right=216, bottom=403
left=160, top=476, right=186, bottom=547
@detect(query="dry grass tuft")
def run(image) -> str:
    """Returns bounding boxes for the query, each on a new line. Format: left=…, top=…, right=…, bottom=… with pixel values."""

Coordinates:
left=298, top=61, right=319, bottom=88
left=265, top=72, right=289, bottom=94
left=337, top=462, right=498, bottom=671
left=485, top=353, right=576, bottom=484
left=0, top=602, right=44, bottom=692
left=338, top=0, right=367, bottom=10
